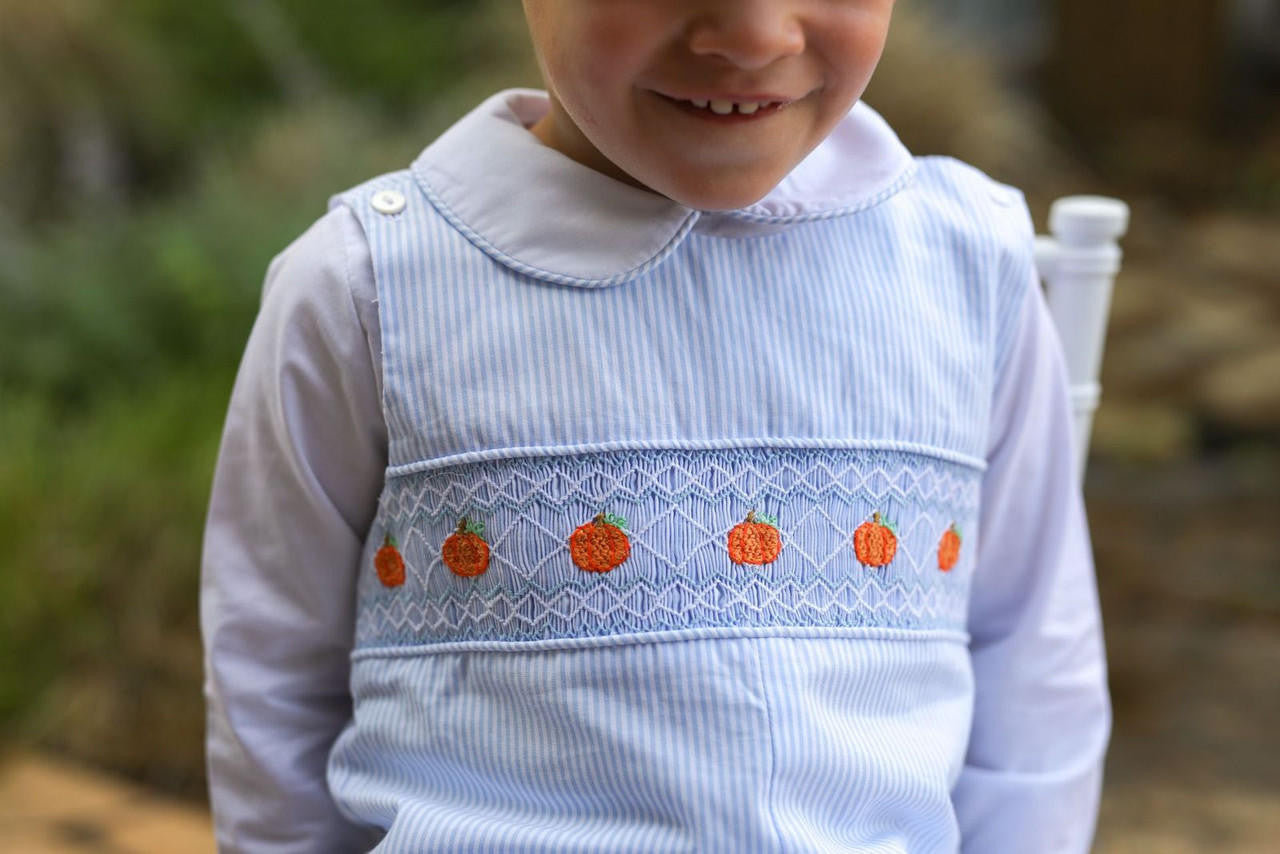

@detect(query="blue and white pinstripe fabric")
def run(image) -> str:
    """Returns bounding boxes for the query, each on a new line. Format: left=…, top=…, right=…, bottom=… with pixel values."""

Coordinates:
left=323, top=92, right=1035, bottom=852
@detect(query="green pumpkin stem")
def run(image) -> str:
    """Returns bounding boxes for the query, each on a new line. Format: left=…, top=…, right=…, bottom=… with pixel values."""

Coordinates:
left=745, top=509, right=777, bottom=527
left=457, top=516, right=486, bottom=539
left=871, top=512, right=898, bottom=535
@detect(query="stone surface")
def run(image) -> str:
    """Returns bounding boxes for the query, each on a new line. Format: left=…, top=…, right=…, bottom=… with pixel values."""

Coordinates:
left=1195, top=343, right=1280, bottom=430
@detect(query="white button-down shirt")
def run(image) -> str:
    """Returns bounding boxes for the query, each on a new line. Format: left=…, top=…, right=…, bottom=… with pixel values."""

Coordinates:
left=202, top=88, right=1110, bottom=853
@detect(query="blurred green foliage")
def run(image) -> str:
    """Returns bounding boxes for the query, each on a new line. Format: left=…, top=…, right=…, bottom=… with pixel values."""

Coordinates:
left=0, top=377, right=222, bottom=790
left=0, top=0, right=501, bottom=220
left=0, top=0, right=535, bottom=794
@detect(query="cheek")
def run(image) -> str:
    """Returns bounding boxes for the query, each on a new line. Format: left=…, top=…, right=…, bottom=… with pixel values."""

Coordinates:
left=827, top=6, right=894, bottom=72
left=577, top=11, right=641, bottom=61
left=570, top=21, right=649, bottom=93
left=814, top=20, right=891, bottom=110
left=552, top=21, right=651, bottom=130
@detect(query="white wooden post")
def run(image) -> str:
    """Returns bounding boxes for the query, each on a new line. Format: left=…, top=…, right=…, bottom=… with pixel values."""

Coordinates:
left=1034, top=196, right=1130, bottom=485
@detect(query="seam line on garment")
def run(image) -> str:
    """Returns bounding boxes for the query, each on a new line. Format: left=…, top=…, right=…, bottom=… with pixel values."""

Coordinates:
left=337, top=204, right=376, bottom=402
left=335, top=196, right=396, bottom=429
left=750, top=639, right=785, bottom=853
left=717, top=160, right=919, bottom=227
left=382, top=437, right=988, bottom=478
left=411, top=162, right=701, bottom=288
left=350, top=626, right=970, bottom=659
left=983, top=255, right=1042, bottom=458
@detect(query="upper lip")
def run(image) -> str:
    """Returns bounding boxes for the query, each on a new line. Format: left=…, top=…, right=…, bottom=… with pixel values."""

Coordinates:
left=655, top=91, right=798, bottom=104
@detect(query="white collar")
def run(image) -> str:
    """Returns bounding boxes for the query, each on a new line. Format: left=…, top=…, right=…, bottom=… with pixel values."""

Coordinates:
left=410, top=88, right=916, bottom=288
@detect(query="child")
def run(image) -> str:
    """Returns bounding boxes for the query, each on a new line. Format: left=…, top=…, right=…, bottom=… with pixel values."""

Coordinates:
left=201, top=1, right=1111, bottom=851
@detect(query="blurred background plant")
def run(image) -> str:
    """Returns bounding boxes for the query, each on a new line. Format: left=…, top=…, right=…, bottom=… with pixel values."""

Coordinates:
left=0, top=0, right=535, bottom=798
left=1, top=0, right=1277, bottom=849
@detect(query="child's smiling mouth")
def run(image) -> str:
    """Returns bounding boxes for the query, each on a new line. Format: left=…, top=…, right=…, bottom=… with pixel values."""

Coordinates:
left=651, top=91, right=796, bottom=123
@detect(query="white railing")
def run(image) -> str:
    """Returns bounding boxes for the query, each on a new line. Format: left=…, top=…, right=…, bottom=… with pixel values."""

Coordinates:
left=1034, top=196, right=1131, bottom=484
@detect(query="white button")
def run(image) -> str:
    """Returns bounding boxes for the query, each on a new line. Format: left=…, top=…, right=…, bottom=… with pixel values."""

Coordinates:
left=371, top=189, right=406, bottom=215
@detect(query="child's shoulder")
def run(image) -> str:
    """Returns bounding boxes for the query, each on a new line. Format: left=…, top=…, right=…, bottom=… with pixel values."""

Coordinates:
left=905, top=154, right=1035, bottom=244
left=325, top=166, right=418, bottom=223
left=899, top=154, right=1040, bottom=302
left=897, top=155, right=1043, bottom=369
left=251, top=165, right=419, bottom=306
left=910, top=153, right=1025, bottom=205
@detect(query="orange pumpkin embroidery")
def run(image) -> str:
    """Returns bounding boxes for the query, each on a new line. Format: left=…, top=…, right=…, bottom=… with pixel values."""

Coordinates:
left=443, top=516, right=490, bottom=577
left=937, top=523, right=962, bottom=572
left=569, top=512, right=631, bottom=573
left=727, top=510, right=782, bottom=566
left=374, top=533, right=406, bottom=587
left=853, top=511, right=898, bottom=568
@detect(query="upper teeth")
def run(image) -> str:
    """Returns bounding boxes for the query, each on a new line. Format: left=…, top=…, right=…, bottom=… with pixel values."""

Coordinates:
left=689, top=99, right=767, bottom=115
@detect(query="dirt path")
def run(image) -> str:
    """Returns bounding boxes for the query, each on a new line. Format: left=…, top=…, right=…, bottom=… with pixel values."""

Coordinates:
left=4, top=747, right=1278, bottom=852
left=0, top=750, right=213, bottom=854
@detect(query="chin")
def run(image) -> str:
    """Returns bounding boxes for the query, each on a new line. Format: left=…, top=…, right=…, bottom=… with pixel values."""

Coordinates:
left=650, top=170, right=783, bottom=212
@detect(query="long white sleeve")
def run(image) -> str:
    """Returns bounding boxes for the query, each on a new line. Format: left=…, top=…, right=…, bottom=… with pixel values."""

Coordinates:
left=951, top=247, right=1113, bottom=851
left=200, top=205, right=386, bottom=852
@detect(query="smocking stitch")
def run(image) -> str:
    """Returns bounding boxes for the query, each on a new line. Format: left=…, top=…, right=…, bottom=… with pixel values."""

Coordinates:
left=356, top=447, right=977, bottom=646
left=384, top=438, right=989, bottom=479
left=362, top=571, right=960, bottom=646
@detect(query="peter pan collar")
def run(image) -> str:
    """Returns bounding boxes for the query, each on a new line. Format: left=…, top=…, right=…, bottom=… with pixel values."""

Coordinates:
left=410, top=88, right=916, bottom=288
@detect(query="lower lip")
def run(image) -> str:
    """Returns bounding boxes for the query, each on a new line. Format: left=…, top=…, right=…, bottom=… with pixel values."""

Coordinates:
left=655, top=93, right=790, bottom=124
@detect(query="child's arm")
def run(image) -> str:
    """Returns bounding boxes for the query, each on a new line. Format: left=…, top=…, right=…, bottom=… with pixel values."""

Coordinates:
left=200, top=206, right=385, bottom=852
left=951, top=203, right=1112, bottom=852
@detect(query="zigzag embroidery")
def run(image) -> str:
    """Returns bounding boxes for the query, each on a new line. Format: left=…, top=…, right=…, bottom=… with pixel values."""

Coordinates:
left=388, top=448, right=974, bottom=520
left=359, top=446, right=978, bottom=645
left=360, top=574, right=957, bottom=645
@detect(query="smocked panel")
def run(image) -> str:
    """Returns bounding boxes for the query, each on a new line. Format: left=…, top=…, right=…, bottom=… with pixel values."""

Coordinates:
left=355, top=446, right=979, bottom=648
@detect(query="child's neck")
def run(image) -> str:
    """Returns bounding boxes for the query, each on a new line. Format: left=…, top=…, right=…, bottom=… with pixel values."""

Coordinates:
left=526, top=99, right=662, bottom=198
